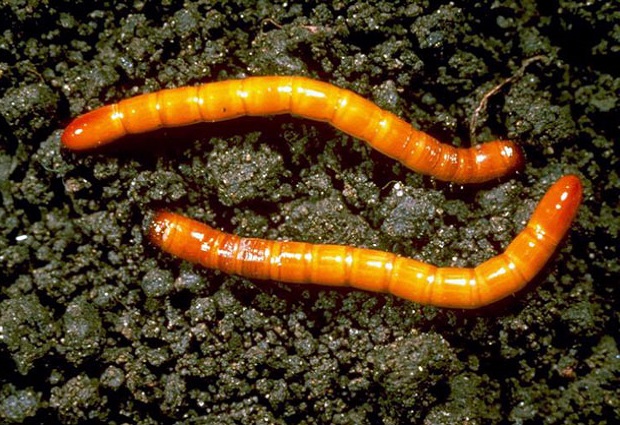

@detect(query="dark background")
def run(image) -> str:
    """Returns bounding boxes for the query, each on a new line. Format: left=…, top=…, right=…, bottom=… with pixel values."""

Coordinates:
left=0, top=1, right=617, bottom=424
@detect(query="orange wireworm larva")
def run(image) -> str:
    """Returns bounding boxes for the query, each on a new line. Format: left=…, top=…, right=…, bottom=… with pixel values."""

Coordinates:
left=61, top=76, right=523, bottom=183
left=148, top=175, right=582, bottom=309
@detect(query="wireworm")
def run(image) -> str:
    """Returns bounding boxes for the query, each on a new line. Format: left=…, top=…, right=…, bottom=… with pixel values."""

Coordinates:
left=148, top=175, right=582, bottom=309
left=61, top=76, right=523, bottom=183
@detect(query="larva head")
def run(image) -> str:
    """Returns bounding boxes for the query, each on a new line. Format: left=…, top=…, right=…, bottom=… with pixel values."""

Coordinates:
left=148, top=211, right=178, bottom=253
left=470, top=140, right=525, bottom=182
left=62, top=105, right=126, bottom=150
left=528, top=174, right=583, bottom=245
left=148, top=211, right=216, bottom=266
left=497, top=140, right=525, bottom=172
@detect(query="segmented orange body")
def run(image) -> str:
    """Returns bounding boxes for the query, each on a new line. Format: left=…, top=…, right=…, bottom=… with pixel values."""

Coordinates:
left=61, top=76, right=523, bottom=183
left=149, top=175, right=582, bottom=309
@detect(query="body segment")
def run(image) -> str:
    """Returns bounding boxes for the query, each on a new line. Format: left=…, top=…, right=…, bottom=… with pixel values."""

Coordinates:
left=62, top=76, right=523, bottom=183
left=149, top=175, right=582, bottom=309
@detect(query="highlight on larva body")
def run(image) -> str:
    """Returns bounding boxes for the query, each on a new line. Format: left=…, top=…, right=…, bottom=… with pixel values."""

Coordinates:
left=61, top=75, right=523, bottom=184
left=148, top=175, right=582, bottom=309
